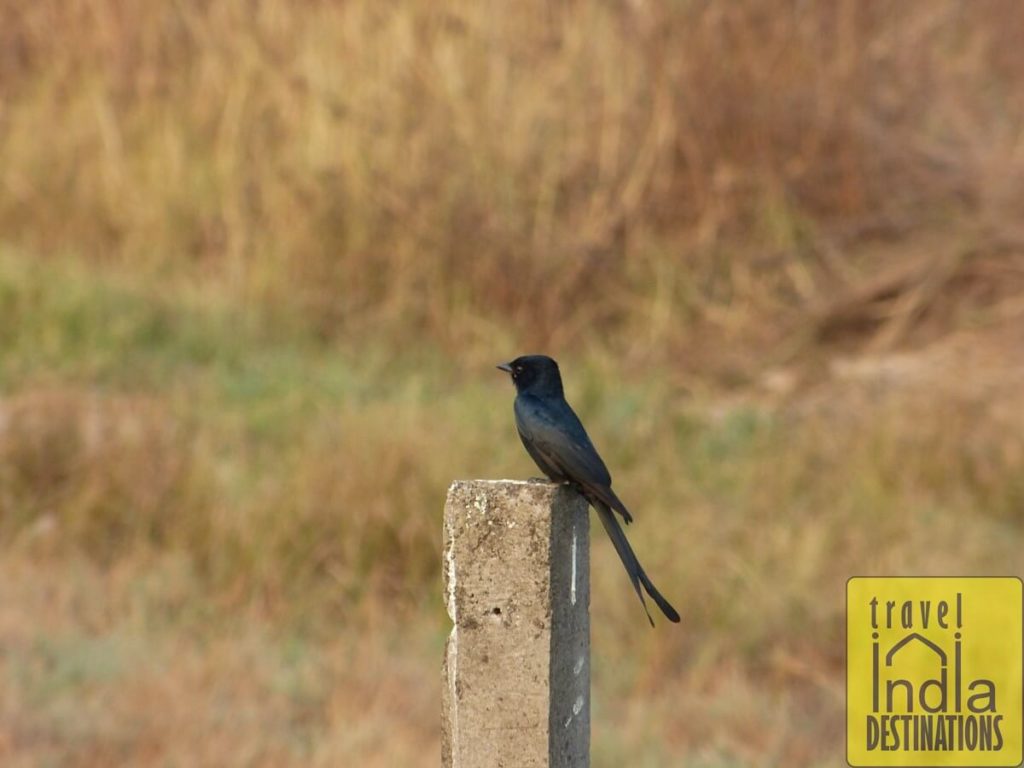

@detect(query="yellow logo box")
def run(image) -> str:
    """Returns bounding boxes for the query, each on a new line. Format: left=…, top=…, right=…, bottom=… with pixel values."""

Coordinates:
left=847, top=577, right=1022, bottom=767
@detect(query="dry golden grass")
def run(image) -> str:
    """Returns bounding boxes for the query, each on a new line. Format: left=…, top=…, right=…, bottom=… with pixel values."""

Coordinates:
left=2, top=1, right=1024, bottom=765
left=3, top=1, right=1024, bottom=358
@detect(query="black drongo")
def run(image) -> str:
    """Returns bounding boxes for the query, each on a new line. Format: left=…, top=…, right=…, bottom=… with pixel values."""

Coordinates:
left=497, top=354, right=680, bottom=626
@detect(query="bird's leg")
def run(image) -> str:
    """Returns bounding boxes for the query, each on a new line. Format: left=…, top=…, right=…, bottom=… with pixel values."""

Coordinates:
left=527, top=476, right=552, bottom=484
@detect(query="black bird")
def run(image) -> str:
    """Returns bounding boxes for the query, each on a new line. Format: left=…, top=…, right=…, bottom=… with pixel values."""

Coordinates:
left=497, top=354, right=680, bottom=626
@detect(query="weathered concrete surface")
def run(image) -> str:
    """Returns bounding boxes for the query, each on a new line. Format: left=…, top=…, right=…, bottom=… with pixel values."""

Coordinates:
left=443, top=480, right=590, bottom=768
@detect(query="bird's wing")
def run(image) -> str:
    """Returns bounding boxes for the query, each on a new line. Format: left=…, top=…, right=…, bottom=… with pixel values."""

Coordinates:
left=515, top=396, right=634, bottom=523
left=516, top=396, right=611, bottom=486
left=515, top=424, right=566, bottom=481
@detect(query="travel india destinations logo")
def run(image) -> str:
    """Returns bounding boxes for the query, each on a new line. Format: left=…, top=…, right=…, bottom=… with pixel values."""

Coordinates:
left=847, top=577, right=1023, bottom=767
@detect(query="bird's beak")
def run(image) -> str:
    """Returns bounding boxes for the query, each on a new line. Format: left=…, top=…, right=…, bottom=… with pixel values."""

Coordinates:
left=496, top=362, right=513, bottom=374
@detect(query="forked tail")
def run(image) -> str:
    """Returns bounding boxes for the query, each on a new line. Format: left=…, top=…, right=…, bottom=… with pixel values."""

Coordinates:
left=593, top=500, right=680, bottom=626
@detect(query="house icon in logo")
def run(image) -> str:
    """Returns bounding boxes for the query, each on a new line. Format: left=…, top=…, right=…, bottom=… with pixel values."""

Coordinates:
left=875, top=632, right=954, bottom=714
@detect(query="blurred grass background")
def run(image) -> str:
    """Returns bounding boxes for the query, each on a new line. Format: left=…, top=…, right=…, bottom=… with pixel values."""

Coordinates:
left=1, top=1, right=1023, bottom=765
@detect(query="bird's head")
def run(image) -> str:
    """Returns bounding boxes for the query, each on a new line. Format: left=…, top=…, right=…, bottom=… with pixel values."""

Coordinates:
left=496, top=355, right=564, bottom=397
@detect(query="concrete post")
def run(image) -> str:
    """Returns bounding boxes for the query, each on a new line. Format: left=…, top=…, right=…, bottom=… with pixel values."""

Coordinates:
left=442, top=480, right=590, bottom=768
